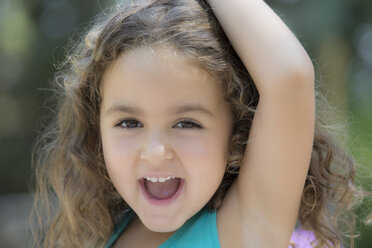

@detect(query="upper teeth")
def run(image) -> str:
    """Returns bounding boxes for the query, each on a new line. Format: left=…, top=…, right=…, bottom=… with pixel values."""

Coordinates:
left=145, top=176, right=175, bottom=183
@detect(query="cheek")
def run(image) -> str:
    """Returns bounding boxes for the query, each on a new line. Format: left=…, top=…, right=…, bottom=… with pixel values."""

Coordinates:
left=175, top=133, right=227, bottom=176
left=101, top=133, right=140, bottom=201
left=101, top=133, right=139, bottom=174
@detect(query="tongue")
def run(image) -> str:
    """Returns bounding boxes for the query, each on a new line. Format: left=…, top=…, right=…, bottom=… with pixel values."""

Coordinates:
left=144, top=178, right=181, bottom=200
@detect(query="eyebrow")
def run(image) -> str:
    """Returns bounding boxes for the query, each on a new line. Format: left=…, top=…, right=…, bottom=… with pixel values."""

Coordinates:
left=104, top=103, right=215, bottom=117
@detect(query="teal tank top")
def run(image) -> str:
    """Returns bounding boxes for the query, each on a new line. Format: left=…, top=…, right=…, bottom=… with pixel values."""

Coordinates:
left=105, top=207, right=316, bottom=247
left=105, top=206, right=220, bottom=248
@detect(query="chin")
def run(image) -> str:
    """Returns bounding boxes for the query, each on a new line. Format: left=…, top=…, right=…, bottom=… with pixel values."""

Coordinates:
left=143, top=219, right=183, bottom=233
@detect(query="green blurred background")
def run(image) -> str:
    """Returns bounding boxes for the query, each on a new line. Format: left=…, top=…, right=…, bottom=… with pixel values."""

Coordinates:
left=0, top=0, right=371, bottom=247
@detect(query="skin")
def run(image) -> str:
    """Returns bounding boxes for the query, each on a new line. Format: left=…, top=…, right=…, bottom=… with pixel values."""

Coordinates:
left=206, top=0, right=315, bottom=247
left=100, top=47, right=233, bottom=240
left=101, top=0, right=316, bottom=246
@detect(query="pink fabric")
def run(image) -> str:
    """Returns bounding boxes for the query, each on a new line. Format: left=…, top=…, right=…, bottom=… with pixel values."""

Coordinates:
left=289, top=229, right=316, bottom=248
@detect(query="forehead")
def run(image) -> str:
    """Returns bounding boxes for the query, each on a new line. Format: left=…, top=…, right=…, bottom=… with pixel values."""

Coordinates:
left=100, top=47, right=227, bottom=114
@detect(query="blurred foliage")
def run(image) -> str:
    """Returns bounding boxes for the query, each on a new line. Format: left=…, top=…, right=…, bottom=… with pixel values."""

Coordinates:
left=0, top=0, right=371, bottom=246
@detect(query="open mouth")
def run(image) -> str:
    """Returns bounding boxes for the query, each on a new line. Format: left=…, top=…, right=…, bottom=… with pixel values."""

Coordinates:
left=139, top=177, right=184, bottom=205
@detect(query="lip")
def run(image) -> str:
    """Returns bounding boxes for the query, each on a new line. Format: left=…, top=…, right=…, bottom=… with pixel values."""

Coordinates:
left=139, top=178, right=184, bottom=206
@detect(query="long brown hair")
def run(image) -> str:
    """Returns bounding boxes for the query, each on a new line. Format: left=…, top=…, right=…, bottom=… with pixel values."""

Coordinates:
left=30, top=0, right=371, bottom=247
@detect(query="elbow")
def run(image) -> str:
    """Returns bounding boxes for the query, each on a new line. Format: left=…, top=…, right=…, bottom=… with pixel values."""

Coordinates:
left=287, top=41, right=316, bottom=86
left=280, top=57, right=315, bottom=92
left=285, top=53, right=315, bottom=86
left=260, top=61, right=315, bottom=98
left=295, top=55, right=315, bottom=85
left=256, top=55, right=315, bottom=96
left=290, top=63, right=314, bottom=89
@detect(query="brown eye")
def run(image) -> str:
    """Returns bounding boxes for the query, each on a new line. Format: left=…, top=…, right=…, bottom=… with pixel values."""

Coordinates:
left=175, top=120, right=202, bottom=129
left=117, top=119, right=143, bottom=129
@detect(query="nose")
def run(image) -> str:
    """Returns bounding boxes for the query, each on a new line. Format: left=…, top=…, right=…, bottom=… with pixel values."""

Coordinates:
left=140, top=132, right=173, bottom=165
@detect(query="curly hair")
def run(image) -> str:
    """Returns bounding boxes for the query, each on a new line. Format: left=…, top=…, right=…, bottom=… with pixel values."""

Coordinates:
left=30, top=0, right=371, bottom=247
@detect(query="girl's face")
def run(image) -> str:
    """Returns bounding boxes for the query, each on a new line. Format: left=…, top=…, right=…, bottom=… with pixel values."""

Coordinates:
left=100, top=47, right=233, bottom=233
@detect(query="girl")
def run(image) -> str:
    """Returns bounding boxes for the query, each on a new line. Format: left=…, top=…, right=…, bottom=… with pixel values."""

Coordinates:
left=31, top=0, right=370, bottom=247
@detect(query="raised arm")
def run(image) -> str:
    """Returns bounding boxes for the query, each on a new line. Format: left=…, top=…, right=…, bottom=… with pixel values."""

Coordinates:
left=206, top=0, right=315, bottom=247
left=206, top=0, right=314, bottom=92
